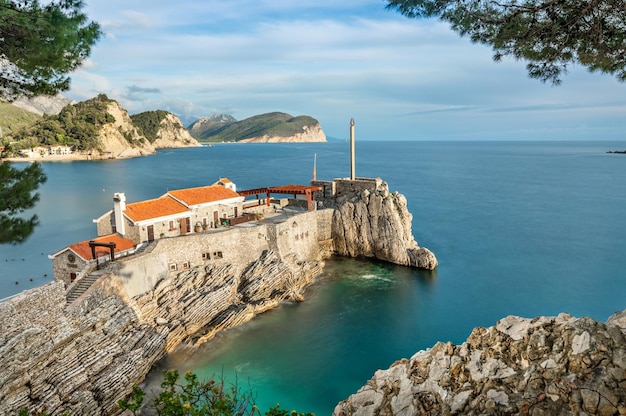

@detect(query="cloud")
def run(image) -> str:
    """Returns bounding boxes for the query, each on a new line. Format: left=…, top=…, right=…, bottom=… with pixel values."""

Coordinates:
left=69, top=2, right=626, bottom=141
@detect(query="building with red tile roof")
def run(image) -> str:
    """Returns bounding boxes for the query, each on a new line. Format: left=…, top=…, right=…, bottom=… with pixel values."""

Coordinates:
left=94, top=180, right=245, bottom=244
left=49, top=234, right=137, bottom=285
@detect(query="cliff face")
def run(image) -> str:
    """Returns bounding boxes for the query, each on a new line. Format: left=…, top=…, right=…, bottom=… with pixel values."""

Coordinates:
left=239, top=123, right=326, bottom=143
left=325, top=178, right=437, bottom=270
left=334, top=310, right=626, bottom=415
left=0, top=282, right=166, bottom=416
left=94, top=102, right=156, bottom=159
left=151, top=113, right=201, bottom=148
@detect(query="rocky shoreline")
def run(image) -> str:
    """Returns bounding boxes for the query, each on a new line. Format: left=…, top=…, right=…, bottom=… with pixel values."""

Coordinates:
left=0, top=178, right=437, bottom=415
left=334, top=309, right=626, bottom=415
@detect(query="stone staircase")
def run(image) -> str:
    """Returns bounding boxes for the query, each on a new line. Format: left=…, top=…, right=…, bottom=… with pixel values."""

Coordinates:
left=65, top=269, right=107, bottom=305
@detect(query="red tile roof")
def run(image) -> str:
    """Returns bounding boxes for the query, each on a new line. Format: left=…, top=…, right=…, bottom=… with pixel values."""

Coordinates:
left=69, top=234, right=136, bottom=261
left=168, top=185, right=239, bottom=206
left=124, top=195, right=188, bottom=222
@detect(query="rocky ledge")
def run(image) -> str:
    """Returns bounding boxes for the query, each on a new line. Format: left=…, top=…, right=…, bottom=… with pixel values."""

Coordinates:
left=329, top=179, right=437, bottom=270
left=335, top=310, right=626, bottom=415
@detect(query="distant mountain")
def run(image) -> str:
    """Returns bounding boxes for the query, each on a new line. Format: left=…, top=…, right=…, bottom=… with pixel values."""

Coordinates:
left=192, top=112, right=326, bottom=143
left=187, top=114, right=237, bottom=139
left=12, top=94, right=74, bottom=116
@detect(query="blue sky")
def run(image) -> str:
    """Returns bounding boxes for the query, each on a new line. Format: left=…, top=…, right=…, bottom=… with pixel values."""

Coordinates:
left=67, top=1, right=626, bottom=141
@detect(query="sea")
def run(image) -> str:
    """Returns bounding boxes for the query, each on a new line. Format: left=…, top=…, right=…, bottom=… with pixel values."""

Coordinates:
left=1, top=141, right=626, bottom=414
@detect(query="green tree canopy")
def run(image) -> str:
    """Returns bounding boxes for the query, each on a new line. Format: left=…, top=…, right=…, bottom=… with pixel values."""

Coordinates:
left=0, top=162, right=47, bottom=244
left=0, top=0, right=101, bottom=99
left=386, top=0, right=626, bottom=85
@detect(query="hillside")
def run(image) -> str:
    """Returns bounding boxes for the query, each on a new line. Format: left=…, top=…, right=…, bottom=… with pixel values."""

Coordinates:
left=131, top=110, right=200, bottom=148
left=0, top=101, right=42, bottom=139
left=4, top=95, right=198, bottom=159
left=193, top=112, right=327, bottom=143
left=187, top=114, right=236, bottom=139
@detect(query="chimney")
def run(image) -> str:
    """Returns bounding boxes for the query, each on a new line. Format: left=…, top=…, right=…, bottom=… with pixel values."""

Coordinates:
left=113, top=193, right=126, bottom=236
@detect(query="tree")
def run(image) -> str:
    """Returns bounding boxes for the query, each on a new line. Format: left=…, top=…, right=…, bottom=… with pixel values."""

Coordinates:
left=386, top=0, right=626, bottom=85
left=117, top=370, right=314, bottom=416
left=0, top=162, right=47, bottom=244
left=0, top=0, right=101, bottom=99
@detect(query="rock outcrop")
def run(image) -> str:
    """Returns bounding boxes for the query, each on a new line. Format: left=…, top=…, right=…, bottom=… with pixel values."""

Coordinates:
left=0, top=239, right=323, bottom=415
left=0, top=282, right=166, bottom=416
left=334, top=310, right=626, bottom=415
left=94, top=101, right=156, bottom=159
left=151, top=113, right=200, bottom=148
left=320, top=178, right=437, bottom=270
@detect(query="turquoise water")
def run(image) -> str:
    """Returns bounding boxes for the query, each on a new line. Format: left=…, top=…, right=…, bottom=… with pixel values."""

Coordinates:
left=2, top=141, right=626, bottom=413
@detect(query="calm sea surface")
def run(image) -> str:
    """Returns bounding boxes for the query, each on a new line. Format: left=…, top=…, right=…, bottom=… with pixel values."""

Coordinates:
left=2, top=141, right=626, bottom=414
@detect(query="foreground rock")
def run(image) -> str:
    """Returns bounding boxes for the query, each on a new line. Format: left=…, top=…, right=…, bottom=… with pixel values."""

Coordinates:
left=0, top=247, right=321, bottom=415
left=334, top=310, right=626, bottom=415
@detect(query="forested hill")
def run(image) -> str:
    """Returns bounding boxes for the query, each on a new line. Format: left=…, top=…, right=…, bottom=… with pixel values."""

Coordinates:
left=0, top=101, right=41, bottom=138
left=190, top=112, right=327, bottom=143
left=3, top=95, right=198, bottom=158
left=9, top=94, right=119, bottom=151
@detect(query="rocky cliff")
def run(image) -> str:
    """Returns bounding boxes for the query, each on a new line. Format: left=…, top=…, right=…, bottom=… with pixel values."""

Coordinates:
left=321, top=178, right=437, bottom=270
left=94, top=101, right=156, bottom=159
left=151, top=113, right=200, bottom=148
left=334, top=310, right=626, bottom=415
left=95, top=104, right=200, bottom=159
left=0, top=246, right=322, bottom=416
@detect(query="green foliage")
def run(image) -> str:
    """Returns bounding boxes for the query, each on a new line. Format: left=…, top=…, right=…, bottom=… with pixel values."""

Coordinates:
left=386, top=0, right=626, bottom=84
left=131, top=110, right=171, bottom=143
left=0, top=0, right=102, bottom=99
left=0, top=101, right=41, bottom=137
left=117, top=370, right=314, bottom=416
left=201, top=112, right=319, bottom=143
left=11, top=94, right=115, bottom=151
left=0, top=161, right=47, bottom=244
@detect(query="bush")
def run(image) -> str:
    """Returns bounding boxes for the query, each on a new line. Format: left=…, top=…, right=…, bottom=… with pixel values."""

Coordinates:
left=118, top=370, right=314, bottom=416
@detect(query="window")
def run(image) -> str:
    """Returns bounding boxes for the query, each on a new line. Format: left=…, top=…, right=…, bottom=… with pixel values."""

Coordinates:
left=169, top=263, right=177, bottom=271
left=202, top=252, right=211, bottom=260
left=213, top=251, right=223, bottom=259
left=169, top=220, right=175, bottom=231
left=183, top=261, right=190, bottom=270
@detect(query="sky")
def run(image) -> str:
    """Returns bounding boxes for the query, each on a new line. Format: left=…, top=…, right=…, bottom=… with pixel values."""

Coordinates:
left=66, top=0, right=626, bottom=141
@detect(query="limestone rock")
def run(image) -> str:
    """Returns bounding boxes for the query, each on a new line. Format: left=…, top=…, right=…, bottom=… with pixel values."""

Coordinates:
left=330, top=180, right=437, bottom=270
left=151, top=113, right=201, bottom=148
left=334, top=310, right=626, bottom=415
left=95, top=101, right=155, bottom=159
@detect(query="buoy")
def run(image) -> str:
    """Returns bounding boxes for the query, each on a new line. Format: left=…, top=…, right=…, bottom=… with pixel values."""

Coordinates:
left=15, top=281, right=18, bottom=285
left=29, top=278, right=33, bottom=281
left=44, top=273, right=47, bottom=277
